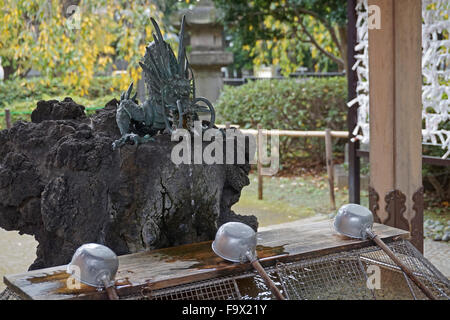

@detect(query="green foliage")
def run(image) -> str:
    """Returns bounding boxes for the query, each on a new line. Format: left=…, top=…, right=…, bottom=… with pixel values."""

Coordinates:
left=422, top=146, right=450, bottom=201
left=215, top=77, right=348, bottom=165
left=0, top=0, right=179, bottom=94
left=214, top=0, right=347, bottom=74
left=0, top=76, right=123, bottom=107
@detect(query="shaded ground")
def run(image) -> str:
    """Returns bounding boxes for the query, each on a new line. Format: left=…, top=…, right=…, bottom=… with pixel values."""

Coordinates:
left=233, top=172, right=368, bottom=227
left=424, top=239, right=450, bottom=277
left=0, top=229, right=37, bottom=291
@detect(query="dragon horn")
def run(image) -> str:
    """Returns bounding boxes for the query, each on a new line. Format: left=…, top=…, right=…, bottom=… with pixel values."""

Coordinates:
left=126, top=82, right=134, bottom=99
left=132, top=92, right=137, bottom=101
left=150, top=18, right=164, bottom=45
left=139, top=61, right=151, bottom=74
left=152, top=33, right=159, bottom=44
left=150, top=18, right=169, bottom=79
left=177, top=15, right=186, bottom=76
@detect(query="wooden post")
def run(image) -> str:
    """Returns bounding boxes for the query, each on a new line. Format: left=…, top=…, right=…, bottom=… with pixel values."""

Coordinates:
left=5, top=109, right=11, bottom=129
left=368, top=0, right=423, bottom=251
left=257, top=124, right=263, bottom=200
left=325, top=129, right=336, bottom=210
left=347, top=0, right=361, bottom=204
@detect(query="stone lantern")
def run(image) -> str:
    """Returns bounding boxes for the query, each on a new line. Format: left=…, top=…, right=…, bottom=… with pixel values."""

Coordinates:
left=173, top=0, right=233, bottom=103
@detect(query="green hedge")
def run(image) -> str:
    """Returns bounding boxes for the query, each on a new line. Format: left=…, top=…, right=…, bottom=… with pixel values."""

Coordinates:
left=215, top=77, right=348, bottom=167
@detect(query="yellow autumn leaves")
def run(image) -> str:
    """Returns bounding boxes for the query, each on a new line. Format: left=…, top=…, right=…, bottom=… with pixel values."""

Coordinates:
left=243, top=14, right=340, bottom=75
left=0, top=0, right=174, bottom=96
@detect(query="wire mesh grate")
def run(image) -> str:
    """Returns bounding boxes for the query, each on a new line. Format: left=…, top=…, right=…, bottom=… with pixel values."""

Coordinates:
left=357, top=240, right=450, bottom=300
left=276, top=255, right=374, bottom=300
left=276, top=240, right=449, bottom=300
left=137, top=277, right=242, bottom=300
left=0, top=288, right=21, bottom=300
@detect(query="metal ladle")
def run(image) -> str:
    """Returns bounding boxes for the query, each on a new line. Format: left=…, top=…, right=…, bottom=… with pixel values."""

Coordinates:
left=67, top=243, right=119, bottom=300
left=212, top=222, right=285, bottom=300
left=334, top=204, right=436, bottom=300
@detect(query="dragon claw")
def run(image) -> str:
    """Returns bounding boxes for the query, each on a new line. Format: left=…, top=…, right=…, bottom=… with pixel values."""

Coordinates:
left=112, top=132, right=155, bottom=150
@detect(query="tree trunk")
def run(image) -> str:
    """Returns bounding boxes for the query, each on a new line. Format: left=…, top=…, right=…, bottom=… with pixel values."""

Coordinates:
left=338, top=26, right=348, bottom=73
left=427, top=175, right=446, bottom=201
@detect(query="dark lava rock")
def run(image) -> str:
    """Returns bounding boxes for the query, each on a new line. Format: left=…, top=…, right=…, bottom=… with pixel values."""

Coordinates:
left=0, top=98, right=257, bottom=270
left=31, top=97, right=87, bottom=123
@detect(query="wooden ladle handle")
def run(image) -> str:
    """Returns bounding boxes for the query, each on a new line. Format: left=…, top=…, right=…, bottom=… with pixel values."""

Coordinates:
left=370, top=234, right=436, bottom=300
left=250, top=259, right=285, bottom=300
left=105, top=286, right=119, bottom=300
left=102, top=278, right=119, bottom=300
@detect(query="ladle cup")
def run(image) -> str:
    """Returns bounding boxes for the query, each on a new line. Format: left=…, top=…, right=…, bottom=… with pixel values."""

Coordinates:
left=67, top=243, right=119, bottom=300
left=212, top=222, right=285, bottom=300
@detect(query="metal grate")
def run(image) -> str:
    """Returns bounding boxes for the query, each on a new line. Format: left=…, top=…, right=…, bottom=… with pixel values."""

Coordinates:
left=0, top=288, right=22, bottom=300
left=137, top=277, right=242, bottom=300
left=276, top=240, right=450, bottom=300
left=358, top=240, right=450, bottom=300
left=276, top=255, right=374, bottom=300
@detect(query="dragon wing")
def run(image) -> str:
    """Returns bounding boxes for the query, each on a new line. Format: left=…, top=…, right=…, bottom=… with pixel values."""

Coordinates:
left=140, top=16, right=191, bottom=104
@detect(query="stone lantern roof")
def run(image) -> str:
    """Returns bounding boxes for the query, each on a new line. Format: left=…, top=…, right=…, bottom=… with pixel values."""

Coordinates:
left=171, top=0, right=233, bottom=102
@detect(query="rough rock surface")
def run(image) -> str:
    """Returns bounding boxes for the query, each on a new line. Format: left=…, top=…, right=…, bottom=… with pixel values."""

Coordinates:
left=0, top=98, right=257, bottom=270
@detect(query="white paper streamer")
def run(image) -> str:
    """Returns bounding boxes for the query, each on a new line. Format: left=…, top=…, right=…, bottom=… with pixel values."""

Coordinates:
left=351, top=0, right=450, bottom=158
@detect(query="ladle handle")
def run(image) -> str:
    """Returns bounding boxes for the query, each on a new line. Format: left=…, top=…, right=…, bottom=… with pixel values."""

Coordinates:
left=370, top=235, right=436, bottom=300
left=102, top=279, right=119, bottom=300
left=250, top=259, right=285, bottom=300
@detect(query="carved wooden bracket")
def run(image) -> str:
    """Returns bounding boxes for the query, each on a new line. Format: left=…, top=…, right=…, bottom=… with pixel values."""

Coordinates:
left=411, top=186, right=425, bottom=252
left=412, top=186, right=424, bottom=215
left=384, top=189, right=407, bottom=228
left=368, top=186, right=380, bottom=223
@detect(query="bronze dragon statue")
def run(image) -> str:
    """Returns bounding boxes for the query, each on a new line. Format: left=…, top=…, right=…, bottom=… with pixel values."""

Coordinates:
left=112, top=16, right=215, bottom=150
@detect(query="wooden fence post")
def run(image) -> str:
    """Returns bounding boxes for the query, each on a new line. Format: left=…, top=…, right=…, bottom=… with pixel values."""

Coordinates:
left=5, top=109, right=11, bottom=129
left=257, top=124, right=263, bottom=200
left=325, top=129, right=336, bottom=210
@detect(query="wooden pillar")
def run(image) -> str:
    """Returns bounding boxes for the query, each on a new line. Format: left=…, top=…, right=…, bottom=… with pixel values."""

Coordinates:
left=347, top=0, right=361, bottom=204
left=368, top=0, right=423, bottom=251
left=325, top=129, right=336, bottom=210
left=257, top=124, right=263, bottom=200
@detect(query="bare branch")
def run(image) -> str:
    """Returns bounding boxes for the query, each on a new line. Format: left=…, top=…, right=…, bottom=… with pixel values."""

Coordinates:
left=291, top=7, right=343, bottom=53
left=297, top=18, right=344, bottom=68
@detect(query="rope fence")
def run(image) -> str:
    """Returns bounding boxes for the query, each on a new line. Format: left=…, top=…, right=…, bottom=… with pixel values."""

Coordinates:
left=220, top=122, right=349, bottom=209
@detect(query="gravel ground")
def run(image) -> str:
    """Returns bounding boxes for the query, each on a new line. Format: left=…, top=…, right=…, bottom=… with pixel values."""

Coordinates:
left=0, top=228, right=37, bottom=292
left=424, top=239, right=450, bottom=278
